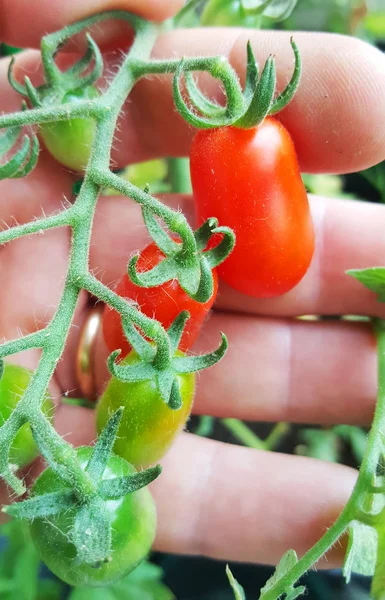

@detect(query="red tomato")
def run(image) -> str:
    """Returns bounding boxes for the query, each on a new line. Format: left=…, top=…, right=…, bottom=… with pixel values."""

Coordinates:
left=190, top=118, right=315, bottom=298
left=103, top=241, right=218, bottom=357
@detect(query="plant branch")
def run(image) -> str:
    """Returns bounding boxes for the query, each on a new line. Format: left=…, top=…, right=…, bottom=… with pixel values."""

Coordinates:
left=260, top=318, right=385, bottom=599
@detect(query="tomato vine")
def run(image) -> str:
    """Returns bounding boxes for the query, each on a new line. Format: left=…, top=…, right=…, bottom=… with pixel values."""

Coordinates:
left=1, top=1, right=385, bottom=597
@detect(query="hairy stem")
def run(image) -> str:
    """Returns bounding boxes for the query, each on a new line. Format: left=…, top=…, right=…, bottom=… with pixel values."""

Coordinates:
left=260, top=319, right=385, bottom=599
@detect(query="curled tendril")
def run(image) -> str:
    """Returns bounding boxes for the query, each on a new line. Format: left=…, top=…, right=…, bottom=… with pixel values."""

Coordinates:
left=107, top=312, right=228, bottom=408
left=173, top=38, right=301, bottom=130
left=127, top=207, right=235, bottom=304
left=0, top=126, right=40, bottom=180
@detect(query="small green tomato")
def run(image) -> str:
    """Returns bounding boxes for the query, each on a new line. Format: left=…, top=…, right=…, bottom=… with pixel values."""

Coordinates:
left=96, top=349, right=195, bottom=467
left=29, top=447, right=157, bottom=587
left=39, top=85, right=99, bottom=172
left=0, top=363, right=54, bottom=468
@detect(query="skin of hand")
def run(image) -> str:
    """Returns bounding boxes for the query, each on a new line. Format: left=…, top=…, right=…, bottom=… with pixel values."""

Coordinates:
left=1, top=0, right=385, bottom=569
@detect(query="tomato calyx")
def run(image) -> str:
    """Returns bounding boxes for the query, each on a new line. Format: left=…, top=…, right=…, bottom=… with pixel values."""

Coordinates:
left=128, top=207, right=235, bottom=303
left=8, top=32, right=103, bottom=109
left=3, top=409, right=161, bottom=567
left=173, top=37, right=301, bottom=130
left=108, top=311, right=228, bottom=409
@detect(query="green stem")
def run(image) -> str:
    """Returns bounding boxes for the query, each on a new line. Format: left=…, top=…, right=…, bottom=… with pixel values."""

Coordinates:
left=168, top=157, right=192, bottom=194
left=222, top=418, right=265, bottom=451
left=264, top=422, right=290, bottom=451
left=0, top=208, right=74, bottom=245
left=260, top=318, right=385, bottom=599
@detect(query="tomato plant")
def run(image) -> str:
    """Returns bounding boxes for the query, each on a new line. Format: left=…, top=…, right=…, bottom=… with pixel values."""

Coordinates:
left=29, top=446, right=157, bottom=587
left=103, top=240, right=218, bottom=358
left=97, top=348, right=195, bottom=467
left=0, top=364, right=53, bottom=468
left=190, top=118, right=315, bottom=298
left=39, top=85, right=99, bottom=171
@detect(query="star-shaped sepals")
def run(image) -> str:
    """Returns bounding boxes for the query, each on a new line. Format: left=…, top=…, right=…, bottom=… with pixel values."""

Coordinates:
left=8, top=32, right=103, bottom=108
left=172, top=37, right=301, bottom=131
left=3, top=409, right=161, bottom=567
left=128, top=207, right=235, bottom=304
left=0, top=117, right=39, bottom=180
left=107, top=311, right=228, bottom=410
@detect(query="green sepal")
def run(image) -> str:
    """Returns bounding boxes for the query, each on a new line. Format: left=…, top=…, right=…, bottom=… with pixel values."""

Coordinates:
left=121, top=318, right=155, bottom=362
left=167, top=311, right=190, bottom=354
left=128, top=254, right=178, bottom=288
left=244, top=41, right=259, bottom=101
left=0, top=135, right=32, bottom=179
left=173, top=38, right=301, bottom=131
left=130, top=210, right=234, bottom=303
left=11, top=135, right=39, bottom=179
left=99, top=465, right=162, bottom=500
left=86, top=408, right=123, bottom=483
left=234, top=55, right=276, bottom=128
left=73, top=34, right=103, bottom=89
left=173, top=58, right=232, bottom=130
left=269, top=38, right=301, bottom=115
left=142, top=207, right=179, bottom=255
left=3, top=490, right=75, bottom=519
left=24, top=77, right=42, bottom=108
left=73, top=499, right=111, bottom=566
left=108, top=314, right=228, bottom=408
left=7, top=57, right=27, bottom=96
left=173, top=333, right=228, bottom=373
left=348, top=267, right=385, bottom=302
left=203, top=225, right=236, bottom=268
left=185, top=71, right=226, bottom=118
left=107, top=353, right=154, bottom=383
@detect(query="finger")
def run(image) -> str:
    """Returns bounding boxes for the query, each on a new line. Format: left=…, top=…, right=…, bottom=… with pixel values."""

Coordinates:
left=0, top=0, right=184, bottom=48
left=8, top=30, right=385, bottom=174
left=151, top=433, right=355, bottom=567
left=94, top=309, right=376, bottom=426
left=117, top=29, right=385, bottom=173
left=89, top=193, right=385, bottom=318
left=192, top=314, right=376, bottom=426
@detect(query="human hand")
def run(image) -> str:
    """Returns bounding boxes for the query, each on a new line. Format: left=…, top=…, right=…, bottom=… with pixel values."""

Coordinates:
left=1, top=0, right=385, bottom=571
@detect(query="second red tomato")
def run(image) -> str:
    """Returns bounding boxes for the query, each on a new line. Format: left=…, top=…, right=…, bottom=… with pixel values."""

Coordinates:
left=103, top=241, right=218, bottom=357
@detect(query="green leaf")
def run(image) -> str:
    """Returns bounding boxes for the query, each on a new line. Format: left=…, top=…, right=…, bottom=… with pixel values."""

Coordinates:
left=226, top=565, right=246, bottom=600
left=347, top=267, right=385, bottom=302
left=343, top=521, right=377, bottom=583
left=260, top=550, right=305, bottom=599
left=262, top=0, right=298, bottom=21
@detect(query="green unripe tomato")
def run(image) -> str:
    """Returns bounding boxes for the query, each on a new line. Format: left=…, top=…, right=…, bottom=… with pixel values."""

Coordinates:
left=29, top=447, right=157, bottom=587
left=39, top=85, right=99, bottom=172
left=0, top=363, right=54, bottom=468
left=201, top=0, right=262, bottom=26
left=96, top=350, right=195, bottom=467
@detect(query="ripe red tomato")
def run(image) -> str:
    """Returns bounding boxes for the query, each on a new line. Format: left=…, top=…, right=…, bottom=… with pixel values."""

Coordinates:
left=103, top=241, right=218, bottom=358
left=190, top=118, right=315, bottom=298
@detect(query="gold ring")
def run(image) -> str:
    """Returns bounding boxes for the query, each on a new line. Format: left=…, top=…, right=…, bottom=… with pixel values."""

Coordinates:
left=76, top=303, right=104, bottom=401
